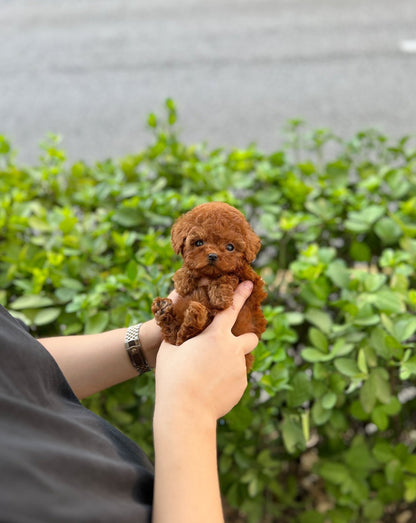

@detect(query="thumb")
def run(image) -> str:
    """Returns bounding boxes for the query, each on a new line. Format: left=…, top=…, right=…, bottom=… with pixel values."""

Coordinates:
left=238, top=332, right=259, bottom=355
left=210, top=281, right=254, bottom=331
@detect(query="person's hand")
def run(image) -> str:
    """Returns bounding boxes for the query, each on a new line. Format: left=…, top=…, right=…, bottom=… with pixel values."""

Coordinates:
left=154, top=281, right=258, bottom=423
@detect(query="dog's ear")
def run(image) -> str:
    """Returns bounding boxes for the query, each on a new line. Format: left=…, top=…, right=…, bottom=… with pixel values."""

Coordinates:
left=244, top=228, right=262, bottom=263
left=171, top=215, right=191, bottom=255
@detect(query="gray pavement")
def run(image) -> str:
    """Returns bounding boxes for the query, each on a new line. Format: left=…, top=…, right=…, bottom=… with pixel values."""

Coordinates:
left=1, top=0, right=416, bottom=163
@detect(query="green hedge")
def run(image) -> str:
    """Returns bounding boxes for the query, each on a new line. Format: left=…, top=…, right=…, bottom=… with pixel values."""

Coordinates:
left=1, top=100, right=416, bottom=522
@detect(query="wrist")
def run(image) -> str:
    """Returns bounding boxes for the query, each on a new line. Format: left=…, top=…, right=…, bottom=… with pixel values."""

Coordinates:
left=136, top=319, right=161, bottom=369
left=153, top=399, right=217, bottom=436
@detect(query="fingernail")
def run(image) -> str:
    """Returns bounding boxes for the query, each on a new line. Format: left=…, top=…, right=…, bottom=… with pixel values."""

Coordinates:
left=241, top=281, right=253, bottom=291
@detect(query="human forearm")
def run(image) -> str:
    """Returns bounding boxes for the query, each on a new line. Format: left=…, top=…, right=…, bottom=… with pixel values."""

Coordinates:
left=38, top=319, right=161, bottom=399
left=151, top=282, right=258, bottom=523
left=152, top=406, right=224, bottom=523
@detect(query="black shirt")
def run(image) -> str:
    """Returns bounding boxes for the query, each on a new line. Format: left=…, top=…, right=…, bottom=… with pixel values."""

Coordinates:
left=0, top=305, right=153, bottom=522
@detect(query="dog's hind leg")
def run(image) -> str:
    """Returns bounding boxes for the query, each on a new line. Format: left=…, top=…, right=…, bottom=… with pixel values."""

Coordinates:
left=151, top=297, right=180, bottom=345
left=176, top=301, right=211, bottom=345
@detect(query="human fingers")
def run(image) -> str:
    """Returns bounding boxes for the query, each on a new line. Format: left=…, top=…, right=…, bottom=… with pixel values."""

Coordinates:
left=209, top=281, right=253, bottom=330
left=167, top=289, right=180, bottom=304
left=238, top=332, right=259, bottom=355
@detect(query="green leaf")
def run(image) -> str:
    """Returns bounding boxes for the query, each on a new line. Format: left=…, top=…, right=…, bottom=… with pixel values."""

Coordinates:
left=385, top=459, right=403, bottom=484
left=373, top=441, right=395, bottom=463
left=63, top=322, right=83, bottom=335
left=364, top=273, right=386, bottom=292
left=369, top=288, right=405, bottom=314
left=260, top=364, right=290, bottom=393
left=357, top=348, right=368, bottom=374
left=165, top=97, right=176, bottom=111
left=363, top=499, right=384, bottom=520
left=345, top=205, right=385, bottom=233
left=321, top=391, right=337, bottom=410
left=372, top=406, right=389, bottom=431
left=309, top=327, right=328, bottom=353
left=312, top=400, right=331, bottom=425
left=33, top=307, right=61, bottom=326
left=345, top=436, right=378, bottom=472
left=393, top=317, right=416, bottom=342
left=382, top=396, right=401, bottom=416
left=285, top=312, right=304, bottom=325
left=55, top=288, right=78, bottom=303
left=350, top=241, right=371, bottom=262
left=301, top=348, right=330, bottom=363
left=360, top=205, right=386, bottom=224
left=404, top=477, right=416, bottom=503
left=225, top=405, right=253, bottom=431
left=60, top=278, right=84, bottom=291
left=304, top=308, right=332, bottom=334
left=85, top=312, right=109, bottom=334
left=363, top=344, right=378, bottom=367
left=112, top=207, right=143, bottom=227
left=380, top=313, right=395, bottom=336
left=319, top=462, right=349, bottom=484
left=329, top=339, right=354, bottom=359
left=372, top=368, right=391, bottom=404
left=10, top=295, right=55, bottom=310
left=400, top=355, right=416, bottom=379
left=403, top=455, right=416, bottom=474
left=359, top=378, right=376, bottom=414
left=225, top=483, right=239, bottom=508
left=0, top=135, right=11, bottom=154
left=287, top=372, right=312, bottom=407
left=353, top=303, right=380, bottom=326
left=326, top=260, right=350, bottom=288
left=374, top=216, right=402, bottom=244
left=147, top=113, right=157, bottom=128
left=334, top=358, right=362, bottom=377
left=126, top=260, right=138, bottom=281
left=300, top=281, right=328, bottom=307
left=305, top=198, right=336, bottom=220
left=281, top=417, right=306, bottom=454
left=248, top=476, right=261, bottom=498
left=370, top=327, right=391, bottom=360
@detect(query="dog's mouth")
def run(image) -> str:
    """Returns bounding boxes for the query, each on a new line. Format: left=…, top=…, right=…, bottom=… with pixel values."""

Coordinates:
left=186, top=251, right=238, bottom=277
left=200, top=263, right=221, bottom=276
left=191, top=258, right=225, bottom=277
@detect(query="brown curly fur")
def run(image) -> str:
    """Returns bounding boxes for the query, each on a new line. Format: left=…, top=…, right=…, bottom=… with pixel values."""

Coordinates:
left=152, top=202, right=267, bottom=371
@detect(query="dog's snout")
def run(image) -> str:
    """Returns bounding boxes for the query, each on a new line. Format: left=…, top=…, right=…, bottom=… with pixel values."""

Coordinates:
left=208, top=253, right=218, bottom=263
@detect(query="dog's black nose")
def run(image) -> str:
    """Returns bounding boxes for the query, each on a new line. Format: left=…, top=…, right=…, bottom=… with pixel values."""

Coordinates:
left=208, top=253, right=218, bottom=263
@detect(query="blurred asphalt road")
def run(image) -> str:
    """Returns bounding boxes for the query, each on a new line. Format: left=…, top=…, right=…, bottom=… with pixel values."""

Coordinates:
left=1, top=0, right=416, bottom=163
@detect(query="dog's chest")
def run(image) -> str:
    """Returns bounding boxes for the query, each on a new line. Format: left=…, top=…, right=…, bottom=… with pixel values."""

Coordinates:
left=189, top=284, right=211, bottom=308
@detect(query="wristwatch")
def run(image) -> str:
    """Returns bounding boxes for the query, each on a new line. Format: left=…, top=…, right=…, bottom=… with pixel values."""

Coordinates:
left=124, top=323, right=151, bottom=375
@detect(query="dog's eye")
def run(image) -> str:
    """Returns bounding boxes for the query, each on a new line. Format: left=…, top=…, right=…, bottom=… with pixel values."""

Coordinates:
left=226, top=243, right=235, bottom=251
left=194, top=239, right=204, bottom=247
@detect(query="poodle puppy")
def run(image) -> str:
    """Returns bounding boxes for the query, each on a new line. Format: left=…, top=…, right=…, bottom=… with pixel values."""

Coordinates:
left=152, top=202, right=267, bottom=370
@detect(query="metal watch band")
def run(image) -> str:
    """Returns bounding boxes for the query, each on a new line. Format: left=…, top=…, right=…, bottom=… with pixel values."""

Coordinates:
left=124, top=323, right=151, bottom=375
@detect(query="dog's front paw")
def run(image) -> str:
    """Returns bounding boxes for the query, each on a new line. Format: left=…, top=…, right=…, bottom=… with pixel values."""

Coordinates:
left=151, top=297, right=173, bottom=324
left=209, top=284, right=234, bottom=310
